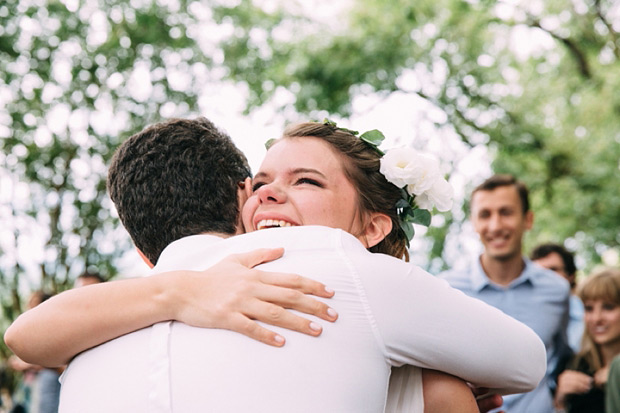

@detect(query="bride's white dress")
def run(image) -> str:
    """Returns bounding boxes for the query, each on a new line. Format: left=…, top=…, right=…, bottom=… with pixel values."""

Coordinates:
left=386, top=365, right=424, bottom=412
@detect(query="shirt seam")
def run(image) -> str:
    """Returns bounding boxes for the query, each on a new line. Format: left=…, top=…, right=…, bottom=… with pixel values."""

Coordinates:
left=333, top=231, right=391, bottom=367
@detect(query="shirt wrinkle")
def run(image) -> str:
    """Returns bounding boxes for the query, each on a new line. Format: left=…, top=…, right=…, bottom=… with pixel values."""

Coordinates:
left=336, top=232, right=391, bottom=367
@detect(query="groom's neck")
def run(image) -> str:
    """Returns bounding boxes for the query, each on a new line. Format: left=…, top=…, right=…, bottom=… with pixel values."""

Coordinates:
left=200, top=231, right=234, bottom=239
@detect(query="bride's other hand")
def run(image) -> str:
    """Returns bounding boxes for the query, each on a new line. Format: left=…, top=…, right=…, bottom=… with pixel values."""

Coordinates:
left=164, top=248, right=338, bottom=347
left=469, top=386, right=504, bottom=413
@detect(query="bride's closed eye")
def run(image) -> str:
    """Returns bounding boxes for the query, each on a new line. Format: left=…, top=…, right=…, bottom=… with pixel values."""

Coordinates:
left=295, top=177, right=323, bottom=187
left=250, top=176, right=323, bottom=192
left=252, top=181, right=267, bottom=191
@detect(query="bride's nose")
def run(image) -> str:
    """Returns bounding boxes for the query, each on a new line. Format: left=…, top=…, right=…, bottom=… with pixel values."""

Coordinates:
left=256, top=183, right=286, bottom=204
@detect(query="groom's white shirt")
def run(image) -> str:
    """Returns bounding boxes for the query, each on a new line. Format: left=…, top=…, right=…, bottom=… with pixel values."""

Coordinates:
left=59, top=226, right=545, bottom=413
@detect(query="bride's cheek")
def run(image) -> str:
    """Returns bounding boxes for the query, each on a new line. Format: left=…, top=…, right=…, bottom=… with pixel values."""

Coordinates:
left=241, top=195, right=260, bottom=232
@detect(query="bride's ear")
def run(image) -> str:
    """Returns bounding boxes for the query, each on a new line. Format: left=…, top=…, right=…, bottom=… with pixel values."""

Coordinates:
left=362, top=212, right=393, bottom=249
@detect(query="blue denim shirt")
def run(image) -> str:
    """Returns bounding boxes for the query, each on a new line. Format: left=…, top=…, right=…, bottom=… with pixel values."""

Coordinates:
left=439, top=257, right=571, bottom=413
left=567, top=294, right=585, bottom=354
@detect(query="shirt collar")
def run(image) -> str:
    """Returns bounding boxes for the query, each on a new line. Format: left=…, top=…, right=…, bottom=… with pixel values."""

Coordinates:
left=471, top=255, right=536, bottom=291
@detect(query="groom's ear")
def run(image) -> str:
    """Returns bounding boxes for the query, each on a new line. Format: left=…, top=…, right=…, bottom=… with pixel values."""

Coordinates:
left=240, top=177, right=253, bottom=201
left=362, top=212, right=393, bottom=249
left=234, top=177, right=253, bottom=235
left=236, top=177, right=253, bottom=205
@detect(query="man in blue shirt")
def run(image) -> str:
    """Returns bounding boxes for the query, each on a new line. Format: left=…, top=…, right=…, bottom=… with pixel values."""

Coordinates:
left=439, top=175, right=571, bottom=413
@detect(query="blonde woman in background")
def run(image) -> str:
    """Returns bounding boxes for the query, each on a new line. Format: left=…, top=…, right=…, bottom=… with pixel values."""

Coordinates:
left=555, top=268, right=620, bottom=413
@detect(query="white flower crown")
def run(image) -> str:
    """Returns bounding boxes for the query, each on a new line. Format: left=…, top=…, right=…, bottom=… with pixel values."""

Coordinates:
left=324, top=119, right=454, bottom=244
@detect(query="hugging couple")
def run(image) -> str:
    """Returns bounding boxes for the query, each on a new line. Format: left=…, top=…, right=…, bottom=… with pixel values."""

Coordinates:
left=6, top=117, right=545, bottom=412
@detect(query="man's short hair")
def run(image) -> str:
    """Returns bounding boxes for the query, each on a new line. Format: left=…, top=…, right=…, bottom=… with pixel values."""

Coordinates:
left=471, top=174, right=530, bottom=214
left=530, top=243, right=577, bottom=276
left=107, top=117, right=251, bottom=265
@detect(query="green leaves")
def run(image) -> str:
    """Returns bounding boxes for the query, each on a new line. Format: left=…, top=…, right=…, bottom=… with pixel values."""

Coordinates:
left=395, top=195, right=432, bottom=246
left=398, top=202, right=432, bottom=226
left=399, top=220, right=415, bottom=245
left=411, top=208, right=432, bottom=226
left=323, top=118, right=359, bottom=136
left=360, top=129, right=385, bottom=145
left=264, top=138, right=277, bottom=149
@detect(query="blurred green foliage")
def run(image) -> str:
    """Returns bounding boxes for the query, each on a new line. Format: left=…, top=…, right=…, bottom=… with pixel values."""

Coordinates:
left=0, top=0, right=210, bottom=360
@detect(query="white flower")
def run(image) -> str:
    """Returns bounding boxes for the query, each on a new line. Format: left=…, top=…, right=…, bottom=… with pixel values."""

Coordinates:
left=380, top=148, right=439, bottom=195
left=380, top=147, right=454, bottom=212
left=379, top=147, right=419, bottom=188
left=404, top=154, right=440, bottom=196
left=415, top=177, right=454, bottom=212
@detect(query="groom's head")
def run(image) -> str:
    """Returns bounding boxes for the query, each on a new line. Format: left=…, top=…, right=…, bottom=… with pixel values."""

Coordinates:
left=107, top=117, right=251, bottom=265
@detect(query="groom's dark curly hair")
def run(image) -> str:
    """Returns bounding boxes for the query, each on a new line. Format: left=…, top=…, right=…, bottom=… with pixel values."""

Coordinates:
left=107, top=117, right=251, bottom=265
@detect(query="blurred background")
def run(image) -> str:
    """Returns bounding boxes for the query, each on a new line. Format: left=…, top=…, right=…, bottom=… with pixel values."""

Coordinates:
left=0, top=0, right=619, bottom=371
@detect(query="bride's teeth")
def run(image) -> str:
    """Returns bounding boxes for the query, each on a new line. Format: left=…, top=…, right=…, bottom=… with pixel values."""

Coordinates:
left=256, top=219, right=294, bottom=229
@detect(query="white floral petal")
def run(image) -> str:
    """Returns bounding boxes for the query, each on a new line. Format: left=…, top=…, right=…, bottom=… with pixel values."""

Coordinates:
left=415, top=193, right=434, bottom=210
left=425, top=178, right=454, bottom=211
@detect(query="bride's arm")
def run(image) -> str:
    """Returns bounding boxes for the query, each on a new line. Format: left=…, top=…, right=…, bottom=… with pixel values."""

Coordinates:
left=4, top=248, right=337, bottom=367
left=360, top=256, right=546, bottom=395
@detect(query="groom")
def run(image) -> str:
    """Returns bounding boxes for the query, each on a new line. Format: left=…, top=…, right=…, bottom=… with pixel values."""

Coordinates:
left=58, top=117, right=526, bottom=411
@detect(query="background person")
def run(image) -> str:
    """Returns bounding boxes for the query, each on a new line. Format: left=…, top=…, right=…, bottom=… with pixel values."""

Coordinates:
left=73, top=272, right=104, bottom=288
left=605, top=353, right=620, bottom=413
left=531, top=243, right=584, bottom=354
left=439, top=174, right=572, bottom=412
left=7, top=291, right=60, bottom=413
left=555, top=268, right=620, bottom=413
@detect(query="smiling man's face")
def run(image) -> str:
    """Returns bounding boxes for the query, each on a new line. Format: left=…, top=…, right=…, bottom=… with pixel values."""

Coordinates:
left=471, top=185, right=533, bottom=262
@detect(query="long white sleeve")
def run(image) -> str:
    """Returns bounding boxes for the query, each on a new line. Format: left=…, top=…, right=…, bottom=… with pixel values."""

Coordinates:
left=343, top=235, right=547, bottom=395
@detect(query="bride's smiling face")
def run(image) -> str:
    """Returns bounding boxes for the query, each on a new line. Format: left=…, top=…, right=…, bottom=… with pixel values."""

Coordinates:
left=241, top=137, right=364, bottom=237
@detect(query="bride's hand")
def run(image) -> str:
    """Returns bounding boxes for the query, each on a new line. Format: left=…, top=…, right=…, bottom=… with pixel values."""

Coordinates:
left=164, top=248, right=338, bottom=347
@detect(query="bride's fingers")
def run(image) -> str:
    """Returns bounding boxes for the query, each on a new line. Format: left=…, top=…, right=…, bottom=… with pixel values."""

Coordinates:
left=475, top=392, right=503, bottom=413
left=225, top=313, right=287, bottom=347
left=252, top=283, right=338, bottom=322
left=257, top=270, right=335, bottom=299
left=215, top=249, right=336, bottom=299
left=230, top=248, right=285, bottom=268
left=217, top=249, right=335, bottom=299
left=243, top=299, right=329, bottom=338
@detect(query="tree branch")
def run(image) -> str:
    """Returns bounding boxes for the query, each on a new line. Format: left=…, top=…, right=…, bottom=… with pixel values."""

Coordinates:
left=406, top=88, right=479, bottom=148
left=593, top=0, right=620, bottom=58
left=529, top=18, right=592, bottom=79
